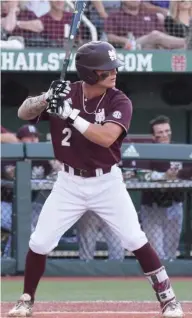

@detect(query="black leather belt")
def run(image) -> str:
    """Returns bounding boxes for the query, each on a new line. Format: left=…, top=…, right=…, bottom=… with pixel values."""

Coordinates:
left=63, top=163, right=111, bottom=178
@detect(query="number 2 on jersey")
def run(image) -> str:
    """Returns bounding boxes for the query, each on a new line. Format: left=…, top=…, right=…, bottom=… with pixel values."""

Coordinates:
left=62, top=128, right=72, bottom=146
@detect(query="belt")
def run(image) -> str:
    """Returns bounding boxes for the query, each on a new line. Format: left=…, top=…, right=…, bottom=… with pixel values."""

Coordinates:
left=63, top=163, right=111, bottom=178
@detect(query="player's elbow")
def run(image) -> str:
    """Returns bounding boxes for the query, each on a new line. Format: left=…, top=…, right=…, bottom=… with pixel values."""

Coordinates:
left=18, top=107, right=26, bottom=120
left=99, top=137, right=114, bottom=148
left=100, top=141, right=111, bottom=148
left=18, top=106, right=32, bottom=120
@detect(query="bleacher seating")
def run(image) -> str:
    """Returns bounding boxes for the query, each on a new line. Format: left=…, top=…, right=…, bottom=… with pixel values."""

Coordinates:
left=1, top=0, right=192, bottom=50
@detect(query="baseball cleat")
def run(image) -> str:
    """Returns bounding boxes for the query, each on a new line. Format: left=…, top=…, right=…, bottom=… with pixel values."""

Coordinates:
left=162, top=301, right=184, bottom=317
left=8, top=293, right=33, bottom=317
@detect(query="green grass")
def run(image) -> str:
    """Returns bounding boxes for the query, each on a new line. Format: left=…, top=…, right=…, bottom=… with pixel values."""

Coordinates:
left=1, top=279, right=192, bottom=302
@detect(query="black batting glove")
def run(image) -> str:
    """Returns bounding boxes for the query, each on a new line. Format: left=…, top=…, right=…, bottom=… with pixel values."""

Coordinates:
left=45, top=80, right=71, bottom=102
left=45, top=80, right=71, bottom=115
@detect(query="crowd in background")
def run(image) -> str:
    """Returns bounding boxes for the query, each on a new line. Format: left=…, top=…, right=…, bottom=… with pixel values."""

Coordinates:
left=1, top=0, right=192, bottom=49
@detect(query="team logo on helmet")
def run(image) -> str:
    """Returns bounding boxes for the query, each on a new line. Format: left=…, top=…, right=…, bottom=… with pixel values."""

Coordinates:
left=112, top=111, right=122, bottom=119
left=108, top=50, right=117, bottom=61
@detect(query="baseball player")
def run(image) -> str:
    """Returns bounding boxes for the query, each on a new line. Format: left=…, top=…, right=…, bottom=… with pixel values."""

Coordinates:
left=140, top=116, right=184, bottom=261
left=8, top=41, right=183, bottom=317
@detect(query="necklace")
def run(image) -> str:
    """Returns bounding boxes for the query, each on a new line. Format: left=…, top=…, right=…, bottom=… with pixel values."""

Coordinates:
left=82, top=83, right=106, bottom=115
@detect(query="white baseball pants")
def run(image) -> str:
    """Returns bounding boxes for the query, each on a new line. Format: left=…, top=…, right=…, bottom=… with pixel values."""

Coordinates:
left=30, top=165, right=147, bottom=254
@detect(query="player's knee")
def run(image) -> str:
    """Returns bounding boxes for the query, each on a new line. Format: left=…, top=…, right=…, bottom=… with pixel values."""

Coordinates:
left=29, top=237, right=53, bottom=255
left=124, top=233, right=148, bottom=252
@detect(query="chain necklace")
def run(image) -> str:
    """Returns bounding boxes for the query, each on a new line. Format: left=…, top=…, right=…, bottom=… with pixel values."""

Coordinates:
left=82, top=83, right=106, bottom=115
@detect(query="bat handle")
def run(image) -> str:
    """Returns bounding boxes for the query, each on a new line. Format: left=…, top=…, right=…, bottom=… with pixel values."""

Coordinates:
left=60, top=58, right=70, bottom=81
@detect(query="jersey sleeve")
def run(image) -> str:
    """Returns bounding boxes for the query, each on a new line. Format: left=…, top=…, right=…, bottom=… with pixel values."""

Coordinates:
left=103, top=92, right=132, bottom=133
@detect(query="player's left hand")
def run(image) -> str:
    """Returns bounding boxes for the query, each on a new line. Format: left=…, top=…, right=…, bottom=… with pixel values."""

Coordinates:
left=45, top=80, right=71, bottom=114
left=46, top=80, right=71, bottom=114
left=45, top=80, right=71, bottom=102
left=47, top=99, right=80, bottom=121
left=57, top=100, right=74, bottom=119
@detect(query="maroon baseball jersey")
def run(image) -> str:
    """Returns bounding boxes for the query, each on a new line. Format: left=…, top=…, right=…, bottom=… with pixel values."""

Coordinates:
left=11, top=10, right=38, bottom=38
left=40, top=12, right=73, bottom=46
left=104, top=7, right=164, bottom=42
left=37, top=81, right=132, bottom=170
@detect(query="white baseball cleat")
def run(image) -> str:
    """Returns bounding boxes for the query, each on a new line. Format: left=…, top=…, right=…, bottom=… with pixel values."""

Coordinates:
left=162, top=301, right=184, bottom=317
left=8, top=293, right=33, bottom=317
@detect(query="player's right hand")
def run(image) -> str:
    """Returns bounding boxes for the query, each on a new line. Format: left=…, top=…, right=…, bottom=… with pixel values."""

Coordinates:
left=45, top=80, right=71, bottom=102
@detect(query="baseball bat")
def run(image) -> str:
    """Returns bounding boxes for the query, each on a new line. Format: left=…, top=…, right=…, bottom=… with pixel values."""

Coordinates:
left=60, top=0, right=87, bottom=80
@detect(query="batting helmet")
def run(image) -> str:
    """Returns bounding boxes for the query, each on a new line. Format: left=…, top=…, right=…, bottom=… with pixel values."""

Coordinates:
left=75, top=41, right=123, bottom=85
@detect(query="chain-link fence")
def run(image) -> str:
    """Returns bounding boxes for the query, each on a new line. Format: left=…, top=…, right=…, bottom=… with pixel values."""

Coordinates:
left=1, top=185, right=12, bottom=258
left=1, top=1, right=192, bottom=50
left=1, top=160, right=192, bottom=261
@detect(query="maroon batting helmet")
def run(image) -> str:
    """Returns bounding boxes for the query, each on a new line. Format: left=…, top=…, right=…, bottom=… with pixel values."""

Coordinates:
left=75, top=41, right=123, bottom=85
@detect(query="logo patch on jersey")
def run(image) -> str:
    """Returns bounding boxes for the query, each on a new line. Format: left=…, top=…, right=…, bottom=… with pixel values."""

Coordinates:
left=95, top=108, right=105, bottom=124
left=112, top=111, right=122, bottom=119
left=108, top=50, right=117, bottom=61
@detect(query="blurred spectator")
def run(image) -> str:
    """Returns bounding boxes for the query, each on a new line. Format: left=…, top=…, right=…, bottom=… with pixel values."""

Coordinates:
left=39, top=0, right=79, bottom=47
left=1, top=125, right=53, bottom=257
left=89, top=0, right=121, bottom=39
left=104, top=0, right=186, bottom=49
left=77, top=211, right=124, bottom=261
left=0, top=125, right=19, bottom=143
left=24, top=0, right=50, bottom=18
left=186, top=17, right=192, bottom=49
left=1, top=125, right=19, bottom=257
left=162, top=0, right=192, bottom=38
left=1, top=0, right=23, bottom=48
left=143, top=0, right=169, bottom=15
left=16, top=124, right=54, bottom=180
left=165, top=164, right=192, bottom=180
left=177, top=167, right=192, bottom=180
left=140, top=116, right=184, bottom=261
left=150, top=0, right=170, bottom=8
left=17, top=124, right=39, bottom=143
left=1, top=0, right=19, bottom=33
left=1, top=0, right=43, bottom=48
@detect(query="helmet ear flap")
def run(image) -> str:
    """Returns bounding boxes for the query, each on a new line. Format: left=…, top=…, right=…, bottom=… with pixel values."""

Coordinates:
left=93, top=70, right=100, bottom=84
left=76, top=65, right=99, bottom=85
